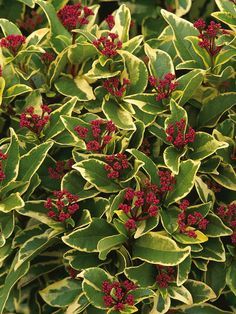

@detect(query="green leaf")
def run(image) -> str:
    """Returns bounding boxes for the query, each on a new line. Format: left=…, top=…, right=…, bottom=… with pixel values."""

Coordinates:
left=0, top=77, right=5, bottom=106
left=226, top=260, right=236, bottom=296
left=44, top=97, right=77, bottom=140
left=205, top=261, right=227, bottom=298
left=0, top=193, right=24, bottom=213
left=199, top=156, right=221, bottom=174
left=192, top=238, right=226, bottom=262
left=120, top=50, right=148, bottom=94
left=62, top=171, right=99, bottom=201
left=194, top=176, right=215, bottom=203
left=168, top=285, right=193, bottom=305
left=86, top=59, right=120, bottom=80
left=177, top=255, right=191, bottom=286
left=184, top=280, right=216, bottom=304
left=0, top=261, right=30, bottom=314
left=73, top=159, right=120, bottom=193
left=102, top=99, right=135, bottom=130
left=60, top=115, right=89, bottom=145
left=48, top=48, right=69, bottom=85
left=160, top=207, right=179, bottom=234
left=17, top=141, right=53, bottom=187
left=15, top=229, right=59, bottom=270
left=164, top=146, right=186, bottom=175
left=62, top=218, right=117, bottom=252
left=64, top=250, right=101, bottom=270
left=65, top=293, right=90, bottom=314
left=125, top=263, right=156, bottom=288
left=79, top=197, right=109, bottom=219
left=0, top=240, right=12, bottom=264
left=187, top=202, right=212, bottom=217
left=173, top=230, right=208, bottom=245
left=215, top=0, right=236, bottom=14
left=152, top=293, right=171, bottom=314
left=123, top=93, right=166, bottom=115
left=0, top=18, right=21, bottom=36
left=134, top=216, right=159, bottom=239
left=214, top=46, right=236, bottom=71
left=122, top=35, right=143, bottom=53
left=13, top=224, right=47, bottom=247
left=178, top=70, right=204, bottom=106
left=0, top=211, right=14, bottom=246
left=34, top=0, right=70, bottom=38
left=17, top=201, right=63, bottom=229
left=144, top=44, right=174, bottom=79
left=112, top=4, right=131, bottom=42
left=4, top=84, right=32, bottom=98
left=165, top=159, right=200, bottom=206
left=165, top=99, right=188, bottom=129
left=127, top=149, right=159, bottom=182
left=68, top=42, right=97, bottom=65
left=131, top=288, right=155, bottom=303
left=97, top=234, right=127, bottom=260
left=212, top=12, right=236, bottom=30
left=55, top=76, right=95, bottom=101
left=17, top=0, right=35, bottom=8
left=198, top=93, right=236, bottom=128
left=175, top=0, right=192, bottom=17
left=188, top=132, right=228, bottom=160
left=193, top=259, right=208, bottom=271
left=205, top=213, right=233, bottom=237
left=161, top=9, right=204, bottom=67
left=210, top=163, right=236, bottom=191
left=176, top=303, right=233, bottom=314
left=0, top=128, right=19, bottom=190
left=73, top=29, right=97, bottom=43
left=185, top=36, right=211, bottom=68
left=133, top=232, right=190, bottom=266
left=39, top=278, right=82, bottom=307
left=82, top=267, right=114, bottom=309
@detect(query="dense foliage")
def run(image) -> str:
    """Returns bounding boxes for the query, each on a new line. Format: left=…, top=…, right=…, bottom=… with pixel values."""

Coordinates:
left=0, top=0, right=236, bottom=313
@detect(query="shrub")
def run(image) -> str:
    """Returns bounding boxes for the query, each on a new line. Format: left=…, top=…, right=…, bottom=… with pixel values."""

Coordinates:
left=0, top=0, right=235, bottom=313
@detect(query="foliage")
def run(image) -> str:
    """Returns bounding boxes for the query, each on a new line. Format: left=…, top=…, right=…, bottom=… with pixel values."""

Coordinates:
left=0, top=0, right=236, bottom=313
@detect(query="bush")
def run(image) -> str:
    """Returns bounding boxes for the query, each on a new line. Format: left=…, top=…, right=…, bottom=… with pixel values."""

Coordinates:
left=0, top=0, right=235, bottom=313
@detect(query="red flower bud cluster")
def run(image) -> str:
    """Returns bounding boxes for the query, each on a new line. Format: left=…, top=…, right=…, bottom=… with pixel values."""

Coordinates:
left=102, top=279, right=137, bottom=311
left=149, top=73, right=178, bottom=101
left=156, top=265, right=175, bottom=288
left=194, top=19, right=225, bottom=57
left=44, top=190, right=79, bottom=222
left=217, top=203, right=236, bottom=245
left=105, top=15, right=115, bottom=30
left=177, top=200, right=209, bottom=238
left=93, top=33, right=122, bottom=58
left=166, top=118, right=196, bottom=149
left=41, top=52, right=55, bottom=65
left=57, top=3, right=94, bottom=31
left=205, top=179, right=222, bottom=193
left=48, top=159, right=74, bottom=180
left=139, top=138, right=151, bottom=156
left=158, top=170, right=176, bottom=193
left=104, top=153, right=129, bottom=179
left=19, top=105, right=51, bottom=135
left=0, top=65, right=2, bottom=77
left=119, top=185, right=160, bottom=230
left=67, top=266, right=78, bottom=279
left=17, top=11, right=43, bottom=33
left=0, top=34, right=26, bottom=55
left=103, top=77, right=130, bottom=97
left=74, top=119, right=116, bottom=152
left=0, top=150, right=8, bottom=182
